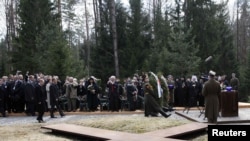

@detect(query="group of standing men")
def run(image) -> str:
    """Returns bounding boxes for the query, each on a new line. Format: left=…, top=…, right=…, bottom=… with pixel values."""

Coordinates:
left=0, top=73, right=65, bottom=122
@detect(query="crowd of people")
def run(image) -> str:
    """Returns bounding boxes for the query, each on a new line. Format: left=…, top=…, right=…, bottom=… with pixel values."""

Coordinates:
left=0, top=70, right=240, bottom=123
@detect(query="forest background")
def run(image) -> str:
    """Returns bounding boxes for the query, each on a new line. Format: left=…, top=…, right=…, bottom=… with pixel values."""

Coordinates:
left=0, top=0, right=249, bottom=102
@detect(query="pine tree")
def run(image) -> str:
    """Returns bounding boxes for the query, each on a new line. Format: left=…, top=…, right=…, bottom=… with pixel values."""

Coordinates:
left=12, top=0, right=73, bottom=79
left=164, top=23, right=200, bottom=76
left=126, top=0, right=151, bottom=74
left=241, top=48, right=250, bottom=102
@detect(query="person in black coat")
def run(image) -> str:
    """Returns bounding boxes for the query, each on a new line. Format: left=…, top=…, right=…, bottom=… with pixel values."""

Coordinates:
left=35, top=78, right=46, bottom=123
left=106, top=76, right=120, bottom=112
left=85, top=77, right=99, bottom=111
left=49, top=77, right=65, bottom=118
left=125, top=79, right=137, bottom=111
left=0, top=78, right=7, bottom=117
left=12, top=75, right=25, bottom=113
left=24, top=75, right=36, bottom=116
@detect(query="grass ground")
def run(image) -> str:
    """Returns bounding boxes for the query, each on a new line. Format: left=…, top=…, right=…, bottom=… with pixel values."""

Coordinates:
left=0, top=114, right=208, bottom=141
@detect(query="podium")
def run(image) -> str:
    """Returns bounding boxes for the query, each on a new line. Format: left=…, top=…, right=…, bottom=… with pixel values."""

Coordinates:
left=220, top=91, right=238, bottom=117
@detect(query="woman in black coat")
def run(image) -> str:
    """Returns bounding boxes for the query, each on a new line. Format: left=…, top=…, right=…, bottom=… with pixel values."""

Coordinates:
left=85, top=78, right=99, bottom=111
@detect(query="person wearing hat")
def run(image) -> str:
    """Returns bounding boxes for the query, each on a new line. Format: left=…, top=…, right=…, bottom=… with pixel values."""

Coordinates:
left=202, top=70, right=221, bottom=123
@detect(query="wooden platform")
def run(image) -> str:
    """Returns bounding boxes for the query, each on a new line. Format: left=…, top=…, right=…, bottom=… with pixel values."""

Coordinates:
left=142, top=122, right=207, bottom=138
left=40, top=103, right=250, bottom=140
left=41, top=123, right=187, bottom=141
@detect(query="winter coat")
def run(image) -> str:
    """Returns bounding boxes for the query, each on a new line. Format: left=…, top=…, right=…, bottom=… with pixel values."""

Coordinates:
left=202, top=78, right=221, bottom=121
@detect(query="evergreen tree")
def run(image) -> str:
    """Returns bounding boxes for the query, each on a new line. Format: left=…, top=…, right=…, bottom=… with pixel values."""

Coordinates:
left=214, top=2, right=238, bottom=76
left=126, top=0, right=151, bottom=75
left=12, top=0, right=73, bottom=79
left=241, top=48, right=250, bottom=102
left=163, top=23, right=200, bottom=76
left=12, top=0, right=54, bottom=73
left=91, top=0, right=114, bottom=82
left=147, top=1, right=172, bottom=73
left=116, top=2, right=130, bottom=78
left=183, top=0, right=220, bottom=73
left=0, top=40, right=7, bottom=76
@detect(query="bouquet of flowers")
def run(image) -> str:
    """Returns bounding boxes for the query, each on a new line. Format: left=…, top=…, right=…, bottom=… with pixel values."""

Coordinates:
left=88, top=84, right=96, bottom=94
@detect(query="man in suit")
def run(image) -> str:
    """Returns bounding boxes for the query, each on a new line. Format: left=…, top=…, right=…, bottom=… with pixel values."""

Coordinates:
left=202, top=70, right=221, bottom=123
left=50, top=77, right=65, bottom=118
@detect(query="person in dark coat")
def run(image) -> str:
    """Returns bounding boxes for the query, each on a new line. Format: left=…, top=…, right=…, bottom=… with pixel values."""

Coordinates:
left=35, top=78, right=46, bottom=123
left=6, top=75, right=15, bottom=113
left=230, top=73, right=240, bottom=91
left=24, top=75, right=36, bottom=116
left=50, top=77, right=65, bottom=118
left=12, top=75, right=25, bottom=113
left=106, top=76, right=120, bottom=112
left=126, top=79, right=137, bottom=111
left=202, top=70, right=221, bottom=123
left=187, top=75, right=199, bottom=107
left=144, top=81, right=171, bottom=118
left=85, top=77, right=99, bottom=111
left=0, top=78, right=6, bottom=117
left=167, top=75, right=175, bottom=110
left=176, top=76, right=187, bottom=107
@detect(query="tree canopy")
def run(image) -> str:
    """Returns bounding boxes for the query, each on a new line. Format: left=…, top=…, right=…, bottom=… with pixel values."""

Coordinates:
left=0, top=0, right=249, bottom=101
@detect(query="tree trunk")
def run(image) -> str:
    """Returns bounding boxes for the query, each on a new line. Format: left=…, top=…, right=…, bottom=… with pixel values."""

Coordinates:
left=93, top=0, right=99, bottom=45
left=5, top=0, right=16, bottom=72
left=85, top=0, right=90, bottom=77
left=109, top=0, right=119, bottom=78
left=57, top=0, right=62, bottom=30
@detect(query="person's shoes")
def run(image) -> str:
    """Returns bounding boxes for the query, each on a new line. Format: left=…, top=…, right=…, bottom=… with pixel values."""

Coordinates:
left=38, top=120, right=46, bottom=123
left=169, top=108, right=175, bottom=112
left=162, top=107, right=170, bottom=112
left=164, top=114, right=171, bottom=118
left=51, top=116, right=57, bottom=118
left=61, top=114, right=65, bottom=117
left=151, top=114, right=158, bottom=117
left=150, top=112, right=158, bottom=117
left=159, top=110, right=171, bottom=118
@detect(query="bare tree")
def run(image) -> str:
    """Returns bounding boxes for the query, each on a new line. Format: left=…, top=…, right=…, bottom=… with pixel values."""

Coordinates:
left=4, top=0, right=18, bottom=72
left=237, top=0, right=250, bottom=64
left=93, top=0, right=100, bottom=45
left=56, top=0, right=63, bottom=30
left=84, top=0, right=90, bottom=77
left=108, top=0, right=119, bottom=77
